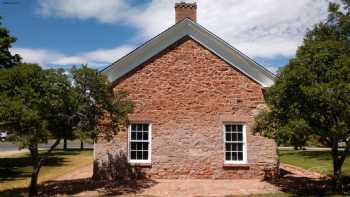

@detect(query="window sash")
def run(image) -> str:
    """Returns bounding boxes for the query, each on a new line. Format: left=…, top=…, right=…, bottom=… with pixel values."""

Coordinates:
left=128, top=123, right=151, bottom=163
left=224, top=124, right=247, bottom=164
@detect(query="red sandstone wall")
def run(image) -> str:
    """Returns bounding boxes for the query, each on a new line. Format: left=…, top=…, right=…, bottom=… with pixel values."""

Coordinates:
left=95, top=37, right=278, bottom=179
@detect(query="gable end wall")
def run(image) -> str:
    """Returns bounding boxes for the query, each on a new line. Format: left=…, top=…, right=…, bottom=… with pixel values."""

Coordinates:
left=95, top=37, right=278, bottom=179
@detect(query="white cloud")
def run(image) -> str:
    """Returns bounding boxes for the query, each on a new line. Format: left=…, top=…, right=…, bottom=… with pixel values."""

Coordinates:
left=37, top=0, right=132, bottom=23
left=11, top=45, right=134, bottom=69
left=36, top=0, right=332, bottom=60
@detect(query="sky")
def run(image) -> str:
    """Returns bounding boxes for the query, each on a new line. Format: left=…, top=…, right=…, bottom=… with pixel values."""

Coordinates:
left=0, top=0, right=333, bottom=73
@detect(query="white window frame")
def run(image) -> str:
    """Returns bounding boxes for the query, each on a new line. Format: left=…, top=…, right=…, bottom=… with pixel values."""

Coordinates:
left=223, top=123, right=247, bottom=164
left=128, top=123, right=152, bottom=164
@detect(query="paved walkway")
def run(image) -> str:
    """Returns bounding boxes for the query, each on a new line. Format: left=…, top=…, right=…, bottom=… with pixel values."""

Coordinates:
left=50, top=163, right=329, bottom=197
left=138, top=179, right=278, bottom=197
left=52, top=165, right=279, bottom=196
left=280, top=164, right=325, bottom=179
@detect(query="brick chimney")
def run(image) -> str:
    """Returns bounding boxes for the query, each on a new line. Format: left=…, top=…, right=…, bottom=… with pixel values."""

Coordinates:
left=175, top=2, right=197, bottom=23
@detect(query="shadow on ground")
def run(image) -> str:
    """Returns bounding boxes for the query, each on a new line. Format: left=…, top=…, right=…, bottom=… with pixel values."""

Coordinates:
left=0, top=149, right=84, bottom=182
left=2, top=172, right=350, bottom=197
left=0, top=149, right=157, bottom=197
left=0, top=178, right=158, bottom=197
left=266, top=168, right=350, bottom=196
left=280, top=150, right=340, bottom=161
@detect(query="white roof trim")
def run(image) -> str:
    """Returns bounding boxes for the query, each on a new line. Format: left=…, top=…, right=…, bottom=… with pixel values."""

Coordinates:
left=101, top=19, right=276, bottom=87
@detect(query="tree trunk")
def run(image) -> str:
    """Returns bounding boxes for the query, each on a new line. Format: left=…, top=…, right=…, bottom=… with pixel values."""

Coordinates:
left=80, top=140, right=84, bottom=150
left=63, top=137, right=67, bottom=151
left=333, top=160, right=343, bottom=192
left=28, top=138, right=61, bottom=196
left=331, top=138, right=345, bottom=193
left=29, top=143, right=39, bottom=196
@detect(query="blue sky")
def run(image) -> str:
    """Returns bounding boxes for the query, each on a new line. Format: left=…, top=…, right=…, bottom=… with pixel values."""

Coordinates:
left=1, top=0, right=332, bottom=72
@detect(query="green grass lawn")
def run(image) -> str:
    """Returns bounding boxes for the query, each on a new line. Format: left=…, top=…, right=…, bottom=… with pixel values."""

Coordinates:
left=0, top=149, right=92, bottom=192
left=279, top=150, right=350, bottom=176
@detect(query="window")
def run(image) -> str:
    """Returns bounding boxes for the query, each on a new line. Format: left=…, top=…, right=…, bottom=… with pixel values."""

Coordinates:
left=128, top=123, right=151, bottom=163
left=224, top=124, right=247, bottom=164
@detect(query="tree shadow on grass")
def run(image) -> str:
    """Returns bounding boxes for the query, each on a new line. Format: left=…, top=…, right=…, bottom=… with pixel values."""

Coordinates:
left=1, top=149, right=157, bottom=197
left=281, top=150, right=350, bottom=162
left=0, top=178, right=158, bottom=197
left=0, top=149, right=85, bottom=182
left=267, top=168, right=350, bottom=196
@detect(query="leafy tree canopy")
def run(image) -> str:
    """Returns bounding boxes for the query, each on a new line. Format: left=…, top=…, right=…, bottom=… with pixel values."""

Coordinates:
left=254, top=0, right=350, bottom=191
left=0, top=64, right=133, bottom=195
left=0, top=16, right=21, bottom=68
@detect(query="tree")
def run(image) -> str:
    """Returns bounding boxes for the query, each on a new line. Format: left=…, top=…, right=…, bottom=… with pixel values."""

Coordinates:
left=0, top=64, right=133, bottom=195
left=0, top=64, right=68, bottom=195
left=254, top=0, right=350, bottom=191
left=70, top=65, right=134, bottom=147
left=45, top=68, right=78, bottom=152
left=0, top=16, right=21, bottom=68
left=254, top=110, right=311, bottom=149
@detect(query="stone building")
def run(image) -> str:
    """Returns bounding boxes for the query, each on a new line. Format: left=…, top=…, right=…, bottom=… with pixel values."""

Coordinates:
left=94, top=2, right=278, bottom=180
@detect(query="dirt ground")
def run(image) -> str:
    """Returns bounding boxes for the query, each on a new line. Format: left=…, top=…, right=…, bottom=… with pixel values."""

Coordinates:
left=55, top=165, right=93, bottom=181
left=48, top=164, right=326, bottom=197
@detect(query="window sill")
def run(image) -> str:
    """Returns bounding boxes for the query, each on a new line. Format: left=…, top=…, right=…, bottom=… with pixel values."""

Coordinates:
left=128, top=162, right=152, bottom=167
left=223, top=163, right=250, bottom=169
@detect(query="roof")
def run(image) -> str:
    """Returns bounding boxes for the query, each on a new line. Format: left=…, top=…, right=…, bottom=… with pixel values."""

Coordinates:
left=101, top=18, right=276, bottom=87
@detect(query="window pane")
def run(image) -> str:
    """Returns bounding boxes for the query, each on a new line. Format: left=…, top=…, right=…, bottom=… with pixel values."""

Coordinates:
left=225, top=125, right=231, bottom=132
left=131, top=142, right=136, bottom=150
left=137, top=151, right=143, bottom=159
left=131, top=132, right=137, bottom=140
left=142, top=142, right=148, bottom=151
left=238, top=132, right=243, bottom=141
left=232, top=132, right=238, bottom=141
left=135, top=142, right=142, bottom=150
left=225, top=143, right=232, bottom=151
left=143, top=132, right=148, bottom=140
left=143, top=124, right=148, bottom=131
left=131, top=124, right=137, bottom=131
left=232, top=143, right=237, bottom=151
left=232, top=152, right=237, bottom=160
left=225, top=152, right=231, bottom=160
left=232, top=125, right=237, bottom=132
left=237, top=125, right=243, bottom=132
left=238, top=143, right=243, bottom=151
left=143, top=151, right=149, bottom=160
left=131, top=151, right=137, bottom=159
left=137, top=124, right=143, bottom=131
left=225, top=133, right=231, bottom=141
left=137, top=132, right=143, bottom=140
left=238, top=152, right=243, bottom=160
